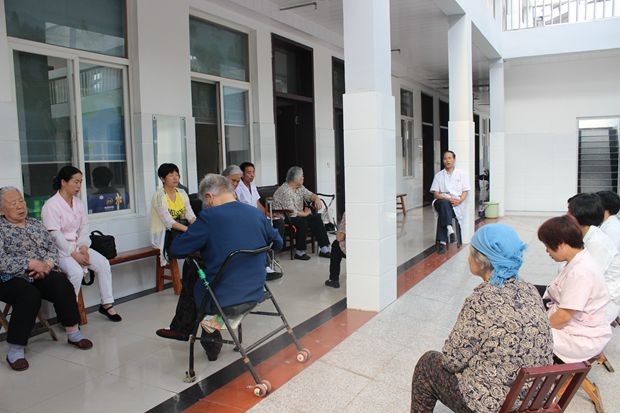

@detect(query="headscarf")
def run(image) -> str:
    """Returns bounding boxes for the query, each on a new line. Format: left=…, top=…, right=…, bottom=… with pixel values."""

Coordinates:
left=470, top=223, right=526, bottom=286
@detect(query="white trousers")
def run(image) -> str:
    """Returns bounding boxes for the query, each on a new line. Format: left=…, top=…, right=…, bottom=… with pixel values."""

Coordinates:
left=59, top=248, right=114, bottom=305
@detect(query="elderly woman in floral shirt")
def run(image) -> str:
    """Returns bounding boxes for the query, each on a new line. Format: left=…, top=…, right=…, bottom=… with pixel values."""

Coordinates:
left=0, top=187, right=92, bottom=372
left=411, top=224, right=553, bottom=413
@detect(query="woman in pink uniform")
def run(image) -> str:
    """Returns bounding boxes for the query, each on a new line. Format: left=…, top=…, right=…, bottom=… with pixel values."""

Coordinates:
left=41, top=166, right=121, bottom=322
left=537, top=215, right=611, bottom=362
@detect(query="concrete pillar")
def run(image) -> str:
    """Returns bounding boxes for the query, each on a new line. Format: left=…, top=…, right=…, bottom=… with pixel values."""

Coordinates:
left=342, top=0, right=397, bottom=311
left=489, top=58, right=505, bottom=216
left=448, top=14, right=476, bottom=242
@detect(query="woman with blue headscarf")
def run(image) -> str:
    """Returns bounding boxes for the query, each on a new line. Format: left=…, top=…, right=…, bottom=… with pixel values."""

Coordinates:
left=411, top=224, right=553, bottom=413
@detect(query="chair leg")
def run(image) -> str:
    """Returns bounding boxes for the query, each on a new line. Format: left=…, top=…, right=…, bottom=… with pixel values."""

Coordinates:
left=156, top=258, right=165, bottom=292
left=582, top=377, right=605, bottom=413
left=170, top=259, right=182, bottom=295
left=77, top=289, right=88, bottom=325
left=599, top=354, right=615, bottom=373
left=37, top=310, right=58, bottom=341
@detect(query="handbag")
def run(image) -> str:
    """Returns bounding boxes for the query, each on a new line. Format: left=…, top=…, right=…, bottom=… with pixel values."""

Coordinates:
left=163, top=219, right=189, bottom=261
left=89, top=230, right=117, bottom=259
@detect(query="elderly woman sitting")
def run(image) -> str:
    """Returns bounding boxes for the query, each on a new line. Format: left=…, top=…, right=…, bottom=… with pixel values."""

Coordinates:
left=0, top=187, right=92, bottom=371
left=272, top=166, right=330, bottom=260
left=411, top=224, right=553, bottom=413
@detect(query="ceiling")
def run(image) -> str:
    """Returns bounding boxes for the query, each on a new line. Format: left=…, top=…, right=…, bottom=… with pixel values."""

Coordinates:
left=270, top=0, right=491, bottom=99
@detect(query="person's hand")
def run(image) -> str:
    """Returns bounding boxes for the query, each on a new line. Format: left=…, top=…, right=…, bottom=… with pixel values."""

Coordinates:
left=336, top=232, right=345, bottom=242
left=297, top=208, right=311, bottom=217
left=79, top=245, right=90, bottom=263
left=71, top=250, right=89, bottom=266
left=313, top=197, right=322, bottom=211
left=450, top=198, right=461, bottom=206
left=27, top=259, right=51, bottom=279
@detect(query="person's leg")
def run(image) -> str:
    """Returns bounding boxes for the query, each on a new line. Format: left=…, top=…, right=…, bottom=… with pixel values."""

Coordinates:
left=0, top=278, right=41, bottom=368
left=411, top=351, right=473, bottom=413
left=290, top=216, right=308, bottom=256
left=329, top=240, right=343, bottom=280
left=88, top=249, right=114, bottom=305
left=36, top=271, right=81, bottom=329
left=434, top=200, right=455, bottom=245
left=307, top=213, right=330, bottom=248
left=58, top=255, right=85, bottom=297
left=167, top=259, right=199, bottom=338
left=35, top=271, right=91, bottom=349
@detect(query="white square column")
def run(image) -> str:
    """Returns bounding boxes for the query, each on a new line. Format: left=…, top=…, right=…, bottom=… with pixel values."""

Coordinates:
left=448, top=14, right=475, bottom=242
left=343, top=0, right=397, bottom=311
left=489, top=58, right=505, bottom=216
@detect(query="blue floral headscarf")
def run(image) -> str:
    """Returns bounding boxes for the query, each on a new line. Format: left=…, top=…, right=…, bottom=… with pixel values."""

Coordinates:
left=470, top=223, right=527, bottom=286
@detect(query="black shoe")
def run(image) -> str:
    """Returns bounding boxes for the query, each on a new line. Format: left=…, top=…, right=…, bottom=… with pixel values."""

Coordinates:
left=156, top=328, right=189, bottom=341
left=449, top=233, right=456, bottom=244
left=98, top=305, right=122, bottom=322
left=266, top=271, right=283, bottom=281
left=201, top=330, right=223, bottom=361
left=325, top=279, right=340, bottom=288
left=294, top=253, right=311, bottom=260
left=437, top=243, right=447, bottom=254
left=318, top=251, right=331, bottom=259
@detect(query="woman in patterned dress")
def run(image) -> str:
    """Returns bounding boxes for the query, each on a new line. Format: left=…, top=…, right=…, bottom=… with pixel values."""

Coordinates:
left=411, top=223, right=553, bottom=413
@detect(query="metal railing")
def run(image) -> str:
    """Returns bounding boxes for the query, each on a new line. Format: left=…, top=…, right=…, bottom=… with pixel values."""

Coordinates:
left=505, top=0, right=620, bottom=30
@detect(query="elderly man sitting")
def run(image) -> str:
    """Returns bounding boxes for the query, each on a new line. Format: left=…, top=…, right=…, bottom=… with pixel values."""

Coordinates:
left=272, top=166, right=331, bottom=260
left=169, top=174, right=283, bottom=360
left=0, top=187, right=92, bottom=371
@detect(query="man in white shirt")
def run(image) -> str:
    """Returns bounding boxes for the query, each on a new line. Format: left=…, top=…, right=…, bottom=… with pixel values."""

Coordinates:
left=597, top=191, right=620, bottom=252
left=236, top=162, right=266, bottom=214
left=236, top=162, right=282, bottom=280
left=569, top=193, right=620, bottom=322
left=430, top=151, right=471, bottom=254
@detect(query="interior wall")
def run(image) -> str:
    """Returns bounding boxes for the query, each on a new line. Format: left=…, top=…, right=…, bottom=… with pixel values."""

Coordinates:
left=504, top=51, right=620, bottom=213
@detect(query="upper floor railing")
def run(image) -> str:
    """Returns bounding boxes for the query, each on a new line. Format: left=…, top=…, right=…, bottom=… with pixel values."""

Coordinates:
left=504, top=0, right=620, bottom=30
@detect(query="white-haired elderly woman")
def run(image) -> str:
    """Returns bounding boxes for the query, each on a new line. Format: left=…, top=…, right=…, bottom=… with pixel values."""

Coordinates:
left=221, top=164, right=243, bottom=191
left=0, top=187, right=93, bottom=371
left=411, top=224, right=553, bottom=413
left=272, top=166, right=330, bottom=260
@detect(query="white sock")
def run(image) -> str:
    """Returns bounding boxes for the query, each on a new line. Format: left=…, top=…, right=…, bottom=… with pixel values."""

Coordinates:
left=447, top=225, right=454, bottom=236
left=266, top=266, right=275, bottom=273
left=320, top=246, right=330, bottom=254
left=295, top=250, right=306, bottom=256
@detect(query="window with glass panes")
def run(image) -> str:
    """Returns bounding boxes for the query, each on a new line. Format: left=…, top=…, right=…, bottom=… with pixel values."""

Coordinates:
left=6, top=0, right=131, bottom=216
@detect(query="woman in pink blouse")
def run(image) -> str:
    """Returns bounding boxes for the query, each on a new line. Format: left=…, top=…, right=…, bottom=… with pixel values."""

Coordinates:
left=42, top=166, right=121, bottom=322
left=537, top=215, right=612, bottom=362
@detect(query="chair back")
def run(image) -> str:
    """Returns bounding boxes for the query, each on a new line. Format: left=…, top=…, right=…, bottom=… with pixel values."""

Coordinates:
left=499, top=361, right=591, bottom=413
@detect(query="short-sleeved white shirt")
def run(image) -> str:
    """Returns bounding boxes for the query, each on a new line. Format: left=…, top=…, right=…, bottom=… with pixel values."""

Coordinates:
left=545, top=250, right=612, bottom=362
left=41, top=192, right=88, bottom=255
left=236, top=181, right=260, bottom=208
left=601, top=215, right=620, bottom=252
left=429, top=168, right=471, bottom=221
left=584, top=225, right=620, bottom=320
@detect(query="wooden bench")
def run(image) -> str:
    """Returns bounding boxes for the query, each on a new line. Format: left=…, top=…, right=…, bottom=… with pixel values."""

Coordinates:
left=396, top=193, right=407, bottom=215
left=77, top=246, right=181, bottom=325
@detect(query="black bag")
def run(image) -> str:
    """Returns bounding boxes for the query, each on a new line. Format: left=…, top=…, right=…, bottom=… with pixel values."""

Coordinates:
left=90, top=230, right=117, bottom=259
left=163, top=219, right=189, bottom=261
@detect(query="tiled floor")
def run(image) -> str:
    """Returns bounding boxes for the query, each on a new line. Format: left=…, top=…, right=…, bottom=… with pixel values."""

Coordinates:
left=247, top=215, right=620, bottom=413
left=0, top=207, right=434, bottom=413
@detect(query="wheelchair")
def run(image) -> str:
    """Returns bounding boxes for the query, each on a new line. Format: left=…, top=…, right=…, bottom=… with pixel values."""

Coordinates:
left=184, top=244, right=311, bottom=397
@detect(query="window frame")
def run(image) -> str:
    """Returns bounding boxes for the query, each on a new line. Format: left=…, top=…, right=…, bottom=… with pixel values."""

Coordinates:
left=8, top=37, right=135, bottom=219
left=400, top=88, right=414, bottom=178
left=188, top=14, right=254, bottom=170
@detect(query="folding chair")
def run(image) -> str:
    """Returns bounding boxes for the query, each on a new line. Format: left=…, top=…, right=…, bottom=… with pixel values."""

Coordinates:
left=184, top=244, right=311, bottom=397
left=499, top=361, right=591, bottom=413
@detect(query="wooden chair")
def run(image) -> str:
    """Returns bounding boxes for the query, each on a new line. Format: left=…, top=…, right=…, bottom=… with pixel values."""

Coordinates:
left=499, top=361, right=591, bottom=413
left=1, top=303, right=58, bottom=341
left=396, top=193, right=407, bottom=215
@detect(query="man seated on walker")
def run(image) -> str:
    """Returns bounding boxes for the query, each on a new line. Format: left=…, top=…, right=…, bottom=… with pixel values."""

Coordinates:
left=169, top=174, right=283, bottom=360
